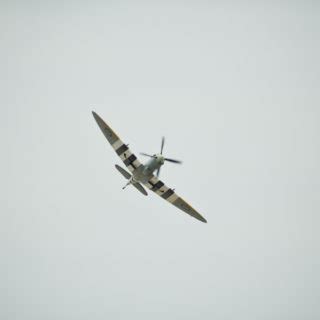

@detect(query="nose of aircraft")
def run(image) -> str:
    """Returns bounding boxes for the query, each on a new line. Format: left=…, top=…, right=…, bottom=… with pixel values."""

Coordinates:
left=157, top=154, right=165, bottom=164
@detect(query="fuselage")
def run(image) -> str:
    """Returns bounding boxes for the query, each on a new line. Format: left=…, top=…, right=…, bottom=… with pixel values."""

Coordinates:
left=132, top=154, right=164, bottom=184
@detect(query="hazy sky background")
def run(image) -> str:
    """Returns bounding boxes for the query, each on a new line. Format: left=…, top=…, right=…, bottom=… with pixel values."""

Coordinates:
left=1, top=1, right=319, bottom=319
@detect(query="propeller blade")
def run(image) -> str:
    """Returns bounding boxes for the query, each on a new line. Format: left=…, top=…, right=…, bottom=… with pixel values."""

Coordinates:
left=160, top=137, right=165, bottom=154
left=156, top=167, right=161, bottom=177
left=164, top=158, right=183, bottom=164
left=140, top=152, right=155, bottom=158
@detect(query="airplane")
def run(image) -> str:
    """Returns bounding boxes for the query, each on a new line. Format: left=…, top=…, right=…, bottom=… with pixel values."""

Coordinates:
left=92, top=111, right=207, bottom=223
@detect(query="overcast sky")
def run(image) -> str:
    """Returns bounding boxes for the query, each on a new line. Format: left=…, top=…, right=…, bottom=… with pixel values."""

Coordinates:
left=1, top=1, right=319, bottom=319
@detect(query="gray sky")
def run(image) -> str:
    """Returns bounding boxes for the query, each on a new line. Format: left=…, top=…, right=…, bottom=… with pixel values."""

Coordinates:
left=1, top=1, right=319, bottom=319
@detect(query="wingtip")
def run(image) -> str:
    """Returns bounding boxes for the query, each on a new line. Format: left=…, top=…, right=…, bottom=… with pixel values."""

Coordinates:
left=195, top=212, right=207, bottom=223
left=92, top=111, right=101, bottom=123
left=199, top=217, right=207, bottom=223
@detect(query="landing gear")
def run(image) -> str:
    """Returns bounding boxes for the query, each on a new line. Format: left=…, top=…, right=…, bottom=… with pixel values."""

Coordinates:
left=122, top=179, right=132, bottom=190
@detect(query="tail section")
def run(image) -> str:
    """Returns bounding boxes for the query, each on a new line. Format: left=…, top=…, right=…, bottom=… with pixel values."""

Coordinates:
left=115, top=164, right=131, bottom=179
left=133, top=182, right=148, bottom=196
left=115, top=164, right=148, bottom=196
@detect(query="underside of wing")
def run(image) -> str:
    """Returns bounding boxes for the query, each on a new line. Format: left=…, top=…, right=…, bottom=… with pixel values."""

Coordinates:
left=92, top=111, right=143, bottom=173
left=171, top=197, right=207, bottom=223
left=143, top=175, right=207, bottom=223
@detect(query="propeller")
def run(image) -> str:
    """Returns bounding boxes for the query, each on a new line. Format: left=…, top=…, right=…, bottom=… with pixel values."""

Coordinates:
left=140, top=152, right=156, bottom=158
left=160, top=136, right=165, bottom=154
left=140, top=137, right=182, bottom=177
left=163, top=158, right=182, bottom=164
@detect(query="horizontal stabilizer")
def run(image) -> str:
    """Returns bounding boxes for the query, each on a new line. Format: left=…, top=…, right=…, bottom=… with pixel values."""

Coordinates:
left=133, top=182, right=148, bottom=196
left=115, top=164, right=131, bottom=179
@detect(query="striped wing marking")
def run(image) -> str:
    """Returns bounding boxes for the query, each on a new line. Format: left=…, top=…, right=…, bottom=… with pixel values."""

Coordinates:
left=92, top=112, right=142, bottom=173
left=144, top=175, right=207, bottom=223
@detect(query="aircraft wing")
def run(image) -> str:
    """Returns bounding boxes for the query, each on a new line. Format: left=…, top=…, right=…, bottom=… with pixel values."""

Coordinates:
left=143, top=175, right=207, bottom=223
left=92, top=111, right=143, bottom=173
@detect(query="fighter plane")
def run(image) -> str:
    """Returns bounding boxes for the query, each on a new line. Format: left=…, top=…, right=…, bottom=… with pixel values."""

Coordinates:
left=92, top=111, right=207, bottom=223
